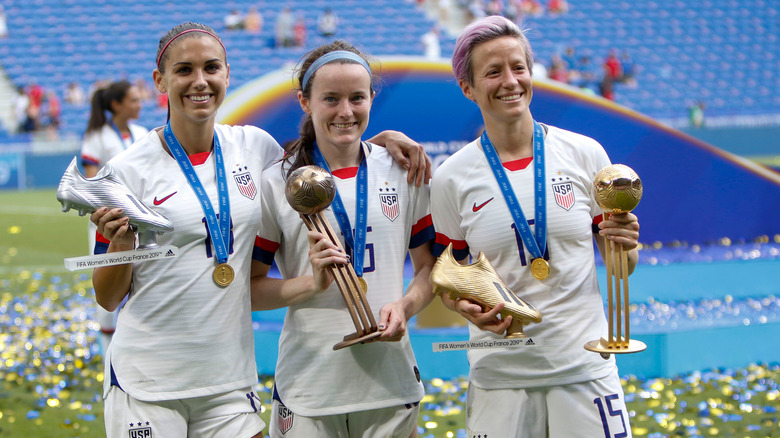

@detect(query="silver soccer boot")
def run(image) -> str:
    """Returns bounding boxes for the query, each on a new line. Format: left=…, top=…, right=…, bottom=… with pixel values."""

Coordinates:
left=56, top=157, right=174, bottom=248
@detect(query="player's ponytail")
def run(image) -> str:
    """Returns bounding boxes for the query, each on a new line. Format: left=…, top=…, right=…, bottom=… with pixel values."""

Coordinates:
left=85, top=80, right=133, bottom=136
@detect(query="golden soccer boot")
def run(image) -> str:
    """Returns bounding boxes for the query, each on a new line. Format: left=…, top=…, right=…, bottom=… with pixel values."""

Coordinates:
left=431, top=243, right=542, bottom=338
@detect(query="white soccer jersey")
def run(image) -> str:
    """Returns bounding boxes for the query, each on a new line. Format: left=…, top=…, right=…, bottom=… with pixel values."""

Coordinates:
left=100, top=124, right=283, bottom=401
left=430, top=124, right=616, bottom=389
left=80, top=123, right=148, bottom=168
left=257, top=144, right=433, bottom=416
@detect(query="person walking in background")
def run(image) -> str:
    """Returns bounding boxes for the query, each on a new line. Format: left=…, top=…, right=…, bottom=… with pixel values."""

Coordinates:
left=431, top=15, right=640, bottom=437
left=252, top=40, right=436, bottom=438
left=80, top=79, right=147, bottom=354
left=89, top=21, right=430, bottom=438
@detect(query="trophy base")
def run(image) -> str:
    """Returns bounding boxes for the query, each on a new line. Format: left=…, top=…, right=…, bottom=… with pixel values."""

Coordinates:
left=333, top=329, right=384, bottom=350
left=584, top=338, right=646, bottom=358
left=505, top=318, right=527, bottom=338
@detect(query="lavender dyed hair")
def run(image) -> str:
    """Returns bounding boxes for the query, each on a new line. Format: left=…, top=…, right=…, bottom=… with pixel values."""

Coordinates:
left=451, top=15, right=534, bottom=86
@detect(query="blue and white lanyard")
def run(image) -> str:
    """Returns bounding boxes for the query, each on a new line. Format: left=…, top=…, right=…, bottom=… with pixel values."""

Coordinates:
left=312, top=144, right=368, bottom=276
left=110, top=120, right=134, bottom=149
left=480, top=120, right=547, bottom=261
left=164, top=122, right=231, bottom=264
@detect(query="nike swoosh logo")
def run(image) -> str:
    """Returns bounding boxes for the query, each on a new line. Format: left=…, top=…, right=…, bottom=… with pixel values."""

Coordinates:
left=472, top=197, right=494, bottom=212
left=153, top=192, right=177, bottom=206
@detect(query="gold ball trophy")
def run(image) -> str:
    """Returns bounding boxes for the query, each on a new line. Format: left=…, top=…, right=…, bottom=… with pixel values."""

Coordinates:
left=285, top=165, right=384, bottom=350
left=430, top=243, right=542, bottom=338
left=585, top=164, right=647, bottom=357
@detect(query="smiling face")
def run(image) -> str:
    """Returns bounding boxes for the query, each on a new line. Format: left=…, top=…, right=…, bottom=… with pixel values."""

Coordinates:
left=298, top=62, right=374, bottom=158
left=153, top=34, right=229, bottom=126
left=459, top=36, right=533, bottom=129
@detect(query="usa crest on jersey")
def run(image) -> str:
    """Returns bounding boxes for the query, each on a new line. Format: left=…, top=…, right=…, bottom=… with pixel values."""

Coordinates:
left=378, top=187, right=399, bottom=221
left=278, top=404, right=294, bottom=434
left=552, top=181, right=575, bottom=210
left=233, top=166, right=257, bottom=200
left=128, top=422, right=152, bottom=437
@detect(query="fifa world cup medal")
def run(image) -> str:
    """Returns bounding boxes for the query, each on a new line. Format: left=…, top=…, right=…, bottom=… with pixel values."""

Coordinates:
left=531, top=258, right=550, bottom=280
left=213, top=263, right=235, bottom=287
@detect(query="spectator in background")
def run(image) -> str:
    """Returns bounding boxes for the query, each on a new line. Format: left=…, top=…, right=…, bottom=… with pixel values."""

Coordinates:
left=689, top=100, right=705, bottom=128
left=561, top=46, right=577, bottom=70
left=576, top=55, right=597, bottom=90
left=245, top=6, right=263, bottom=34
left=65, top=82, right=86, bottom=105
left=43, top=90, right=61, bottom=140
left=0, top=5, right=8, bottom=39
left=603, top=49, right=623, bottom=83
left=28, top=83, right=44, bottom=113
left=548, top=0, right=568, bottom=14
left=504, top=0, right=522, bottom=24
left=522, top=0, right=544, bottom=15
left=13, top=86, right=30, bottom=134
left=80, top=80, right=147, bottom=354
left=421, top=25, right=442, bottom=59
left=548, top=53, right=568, bottom=83
left=293, top=13, right=306, bottom=47
left=599, top=74, right=615, bottom=100
left=468, top=0, right=487, bottom=21
left=619, top=50, right=637, bottom=86
left=486, top=0, right=504, bottom=16
left=317, top=7, right=338, bottom=37
left=134, top=78, right=153, bottom=102
left=224, top=9, right=245, bottom=30
left=275, top=6, right=295, bottom=47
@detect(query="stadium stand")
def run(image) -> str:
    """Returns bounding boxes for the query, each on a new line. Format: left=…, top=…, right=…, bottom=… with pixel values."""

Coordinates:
left=0, top=0, right=777, bottom=139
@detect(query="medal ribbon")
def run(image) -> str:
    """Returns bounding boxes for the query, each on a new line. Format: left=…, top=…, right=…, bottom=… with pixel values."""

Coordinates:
left=164, top=122, right=231, bottom=265
left=312, top=144, right=368, bottom=276
left=480, top=120, right=547, bottom=262
left=110, top=119, right=134, bottom=150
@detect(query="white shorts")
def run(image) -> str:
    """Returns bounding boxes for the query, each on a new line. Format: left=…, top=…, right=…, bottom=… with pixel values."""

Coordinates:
left=466, top=371, right=632, bottom=438
left=269, top=399, right=418, bottom=438
left=104, top=385, right=266, bottom=438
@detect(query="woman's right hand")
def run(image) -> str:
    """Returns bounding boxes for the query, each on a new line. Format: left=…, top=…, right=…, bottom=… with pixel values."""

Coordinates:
left=307, top=230, right=349, bottom=293
left=448, top=297, right=513, bottom=336
left=90, top=207, right=135, bottom=251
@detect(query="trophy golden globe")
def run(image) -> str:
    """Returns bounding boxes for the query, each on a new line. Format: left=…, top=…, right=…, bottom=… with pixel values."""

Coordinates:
left=431, top=243, right=542, bottom=338
left=286, top=165, right=384, bottom=350
left=585, top=164, right=647, bottom=357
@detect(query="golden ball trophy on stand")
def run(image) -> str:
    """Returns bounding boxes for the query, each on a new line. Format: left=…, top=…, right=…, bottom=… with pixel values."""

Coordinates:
left=431, top=243, right=542, bottom=338
left=585, top=164, right=647, bottom=357
left=285, top=165, right=384, bottom=350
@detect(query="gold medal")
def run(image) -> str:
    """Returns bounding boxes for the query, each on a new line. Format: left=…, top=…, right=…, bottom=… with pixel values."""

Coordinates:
left=213, top=263, right=235, bottom=287
left=530, top=258, right=550, bottom=280
left=358, top=276, right=368, bottom=294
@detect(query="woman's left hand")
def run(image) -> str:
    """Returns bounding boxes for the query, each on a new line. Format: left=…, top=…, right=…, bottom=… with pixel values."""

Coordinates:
left=368, top=130, right=432, bottom=186
left=598, top=212, right=640, bottom=250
